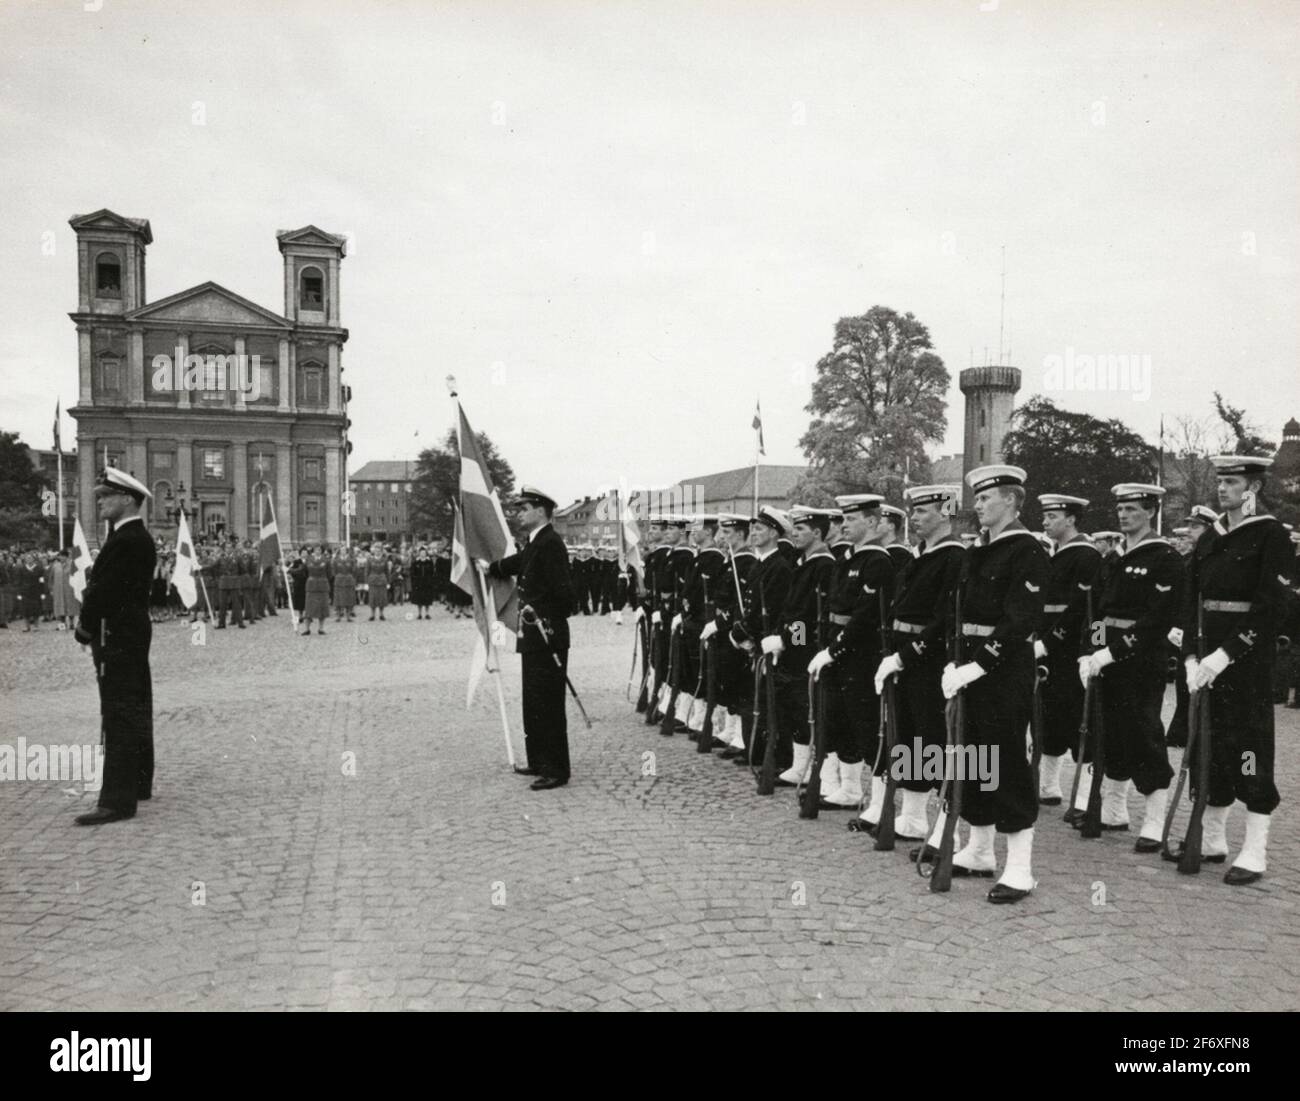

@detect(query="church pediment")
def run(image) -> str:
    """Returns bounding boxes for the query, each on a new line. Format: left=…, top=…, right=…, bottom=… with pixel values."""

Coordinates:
left=69, top=209, right=153, bottom=243
left=276, top=225, right=348, bottom=252
left=127, top=282, right=291, bottom=328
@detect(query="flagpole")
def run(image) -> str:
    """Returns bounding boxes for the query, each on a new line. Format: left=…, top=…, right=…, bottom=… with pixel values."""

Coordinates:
left=56, top=441, right=65, bottom=551
left=476, top=562, right=517, bottom=768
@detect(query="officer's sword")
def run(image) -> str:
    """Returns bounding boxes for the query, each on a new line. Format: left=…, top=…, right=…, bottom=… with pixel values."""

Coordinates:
left=520, top=605, right=593, bottom=729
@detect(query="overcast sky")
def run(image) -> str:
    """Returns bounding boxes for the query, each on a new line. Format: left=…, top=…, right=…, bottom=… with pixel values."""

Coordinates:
left=1, top=0, right=1296, bottom=505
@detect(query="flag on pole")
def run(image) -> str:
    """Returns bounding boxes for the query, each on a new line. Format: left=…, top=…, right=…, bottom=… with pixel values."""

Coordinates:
left=172, top=512, right=199, bottom=609
left=69, top=518, right=92, bottom=602
left=620, top=495, right=643, bottom=576
left=258, top=490, right=281, bottom=570
left=752, top=399, right=765, bottom=456
left=53, top=399, right=61, bottom=452
left=454, top=401, right=518, bottom=625
left=451, top=500, right=490, bottom=707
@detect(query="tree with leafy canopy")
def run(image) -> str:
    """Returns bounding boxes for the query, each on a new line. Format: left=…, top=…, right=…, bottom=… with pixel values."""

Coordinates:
left=792, top=306, right=949, bottom=505
left=0, top=432, right=51, bottom=546
left=1213, top=391, right=1275, bottom=456
left=1001, top=397, right=1157, bottom=531
left=407, top=428, right=516, bottom=540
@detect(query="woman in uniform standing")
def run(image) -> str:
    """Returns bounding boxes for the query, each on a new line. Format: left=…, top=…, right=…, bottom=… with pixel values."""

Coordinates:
left=332, top=548, right=358, bottom=622
left=301, top=546, right=333, bottom=636
left=411, top=545, right=436, bottom=618
left=366, top=549, right=390, bottom=621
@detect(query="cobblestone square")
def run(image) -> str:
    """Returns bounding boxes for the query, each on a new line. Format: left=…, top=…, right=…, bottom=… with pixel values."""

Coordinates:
left=2, top=611, right=1297, bottom=1011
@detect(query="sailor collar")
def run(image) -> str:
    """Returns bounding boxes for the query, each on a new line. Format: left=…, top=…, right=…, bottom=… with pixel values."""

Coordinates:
left=850, top=543, right=891, bottom=557
left=1055, top=537, right=1099, bottom=555
left=1213, top=513, right=1276, bottom=538
left=1117, top=533, right=1169, bottom=557
left=982, top=523, right=1036, bottom=545
left=800, top=550, right=835, bottom=564
left=920, top=537, right=963, bottom=556
left=731, top=549, right=756, bottom=559
left=754, top=546, right=780, bottom=561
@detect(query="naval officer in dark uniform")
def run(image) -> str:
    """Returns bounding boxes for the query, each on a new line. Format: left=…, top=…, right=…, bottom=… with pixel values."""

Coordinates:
left=74, top=468, right=157, bottom=825
left=482, top=486, right=576, bottom=790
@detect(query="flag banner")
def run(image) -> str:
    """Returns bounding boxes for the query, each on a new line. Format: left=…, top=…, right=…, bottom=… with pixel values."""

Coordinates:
left=69, top=518, right=92, bottom=602
left=452, top=500, right=496, bottom=707
left=753, top=399, right=765, bottom=456
left=53, top=399, right=61, bottom=452
left=621, top=499, right=643, bottom=576
left=455, top=402, right=518, bottom=628
left=259, top=492, right=282, bottom=571
left=172, top=512, right=199, bottom=609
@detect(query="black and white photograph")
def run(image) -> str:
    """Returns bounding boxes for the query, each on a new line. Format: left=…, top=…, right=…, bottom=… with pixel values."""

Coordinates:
left=1, top=0, right=1297, bottom=1058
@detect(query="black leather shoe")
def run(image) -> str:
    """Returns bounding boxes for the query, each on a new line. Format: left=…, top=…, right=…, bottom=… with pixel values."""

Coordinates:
left=1100, top=822, right=1129, bottom=832
left=987, top=883, right=1031, bottom=904
left=137, top=792, right=152, bottom=802
left=718, top=747, right=743, bottom=760
left=1134, top=836, right=1161, bottom=853
left=710, top=738, right=730, bottom=751
left=1223, top=866, right=1263, bottom=886
left=909, top=843, right=939, bottom=863
left=733, top=755, right=752, bottom=766
left=847, top=818, right=877, bottom=834
left=773, top=777, right=797, bottom=788
left=818, top=798, right=856, bottom=811
left=75, top=807, right=134, bottom=826
left=1161, top=842, right=1226, bottom=864
left=952, top=864, right=996, bottom=878
left=530, top=776, right=567, bottom=791
left=1062, top=807, right=1083, bottom=825
left=1038, top=795, right=1062, bottom=806
left=513, top=766, right=539, bottom=776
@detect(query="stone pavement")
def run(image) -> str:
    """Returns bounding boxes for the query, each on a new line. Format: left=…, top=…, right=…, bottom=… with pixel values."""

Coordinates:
left=1, top=609, right=1297, bottom=1012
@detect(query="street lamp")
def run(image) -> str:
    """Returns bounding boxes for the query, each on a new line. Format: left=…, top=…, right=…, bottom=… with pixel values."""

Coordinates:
left=164, top=480, right=192, bottom=523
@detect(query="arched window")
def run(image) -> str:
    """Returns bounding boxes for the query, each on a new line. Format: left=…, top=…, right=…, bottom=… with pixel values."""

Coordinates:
left=300, top=267, right=324, bottom=311
left=95, top=253, right=122, bottom=298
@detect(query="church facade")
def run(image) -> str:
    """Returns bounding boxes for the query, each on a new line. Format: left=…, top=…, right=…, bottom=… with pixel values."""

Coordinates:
left=67, top=210, right=351, bottom=546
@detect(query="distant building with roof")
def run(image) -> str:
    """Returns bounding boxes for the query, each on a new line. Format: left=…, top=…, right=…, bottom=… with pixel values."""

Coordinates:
left=349, top=460, right=416, bottom=541
left=657, top=464, right=806, bottom=516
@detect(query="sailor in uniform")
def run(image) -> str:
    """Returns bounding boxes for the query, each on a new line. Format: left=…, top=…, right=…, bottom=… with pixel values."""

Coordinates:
left=942, top=466, right=1048, bottom=903
left=1035, top=494, right=1103, bottom=806
left=864, top=486, right=965, bottom=846
left=1166, top=505, right=1218, bottom=747
left=880, top=504, right=914, bottom=571
left=764, top=507, right=837, bottom=787
left=1079, top=485, right=1183, bottom=849
left=482, top=486, right=576, bottom=790
left=73, top=469, right=157, bottom=825
left=704, top=514, right=756, bottom=757
left=806, top=495, right=895, bottom=810
left=1173, top=456, right=1291, bottom=883
left=682, top=516, right=725, bottom=737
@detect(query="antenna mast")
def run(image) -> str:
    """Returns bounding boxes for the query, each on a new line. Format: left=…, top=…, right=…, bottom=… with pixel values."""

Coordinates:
left=998, top=245, right=1007, bottom=365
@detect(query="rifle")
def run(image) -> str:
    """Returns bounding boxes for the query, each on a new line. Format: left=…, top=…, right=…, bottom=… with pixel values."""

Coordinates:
left=626, top=617, right=641, bottom=702
left=1066, top=588, right=1095, bottom=821
left=1031, top=643, right=1047, bottom=790
left=927, top=564, right=966, bottom=892
left=800, top=584, right=829, bottom=818
left=875, top=584, right=900, bottom=851
left=658, top=622, right=682, bottom=736
left=1079, top=623, right=1108, bottom=839
left=756, top=572, right=780, bottom=796
left=698, top=574, right=718, bottom=753
left=1177, top=601, right=1213, bottom=874
left=641, top=558, right=661, bottom=721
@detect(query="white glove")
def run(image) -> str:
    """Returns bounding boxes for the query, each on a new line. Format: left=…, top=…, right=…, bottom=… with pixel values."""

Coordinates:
left=490, top=621, right=513, bottom=650
left=1194, top=647, right=1230, bottom=690
left=761, top=635, right=784, bottom=657
left=1034, top=639, right=1048, bottom=660
left=634, top=606, right=646, bottom=624
left=874, top=653, right=903, bottom=695
left=474, top=558, right=491, bottom=573
left=807, top=649, right=834, bottom=679
left=651, top=611, right=663, bottom=626
left=700, top=621, right=718, bottom=642
left=1167, top=627, right=1184, bottom=648
left=1078, top=655, right=1092, bottom=688
left=1185, top=656, right=1200, bottom=693
left=1087, top=648, right=1115, bottom=678
left=941, top=661, right=985, bottom=699
left=671, top=613, right=683, bottom=631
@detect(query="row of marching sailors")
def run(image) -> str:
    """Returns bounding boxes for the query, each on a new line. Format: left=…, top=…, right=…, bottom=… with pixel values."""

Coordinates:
left=633, top=455, right=1291, bottom=903
left=567, top=544, right=637, bottom=620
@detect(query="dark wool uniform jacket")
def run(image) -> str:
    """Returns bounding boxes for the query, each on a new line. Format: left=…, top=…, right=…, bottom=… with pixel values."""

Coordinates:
left=713, top=549, right=756, bottom=632
left=827, top=544, right=895, bottom=662
left=683, top=547, right=726, bottom=622
left=961, top=524, right=1049, bottom=673
left=1180, top=514, right=1293, bottom=663
left=778, top=549, right=837, bottom=652
left=663, top=545, right=696, bottom=617
left=1095, top=535, right=1185, bottom=665
left=891, top=537, right=965, bottom=668
left=736, top=548, right=793, bottom=643
left=76, top=518, right=157, bottom=653
left=1041, top=537, right=1104, bottom=655
left=489, top=523, right=575, bottom=654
